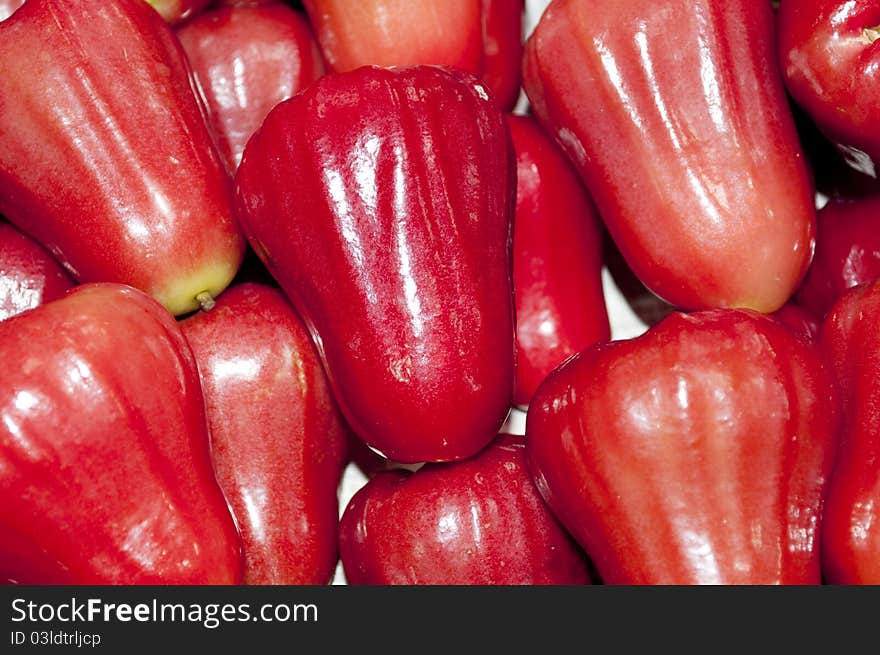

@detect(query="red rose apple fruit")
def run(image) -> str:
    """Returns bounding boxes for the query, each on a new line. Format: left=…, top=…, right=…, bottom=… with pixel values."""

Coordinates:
left=778, top=0, right=880, bottom=178
left=339, top=435, right=591, bottom=585
left=234, top=65, right=515, bottom=464
left=523, top=0, right=816, bottom=312
left=0, top=0, right=245, bottom=315
left=303, top=0, right=523, bottom=110
left=0, top=284, right=242, bottom=584
left=820, top=280, right=880, bottom=584
left=181, top=282, right=349, bottom=585
left=508, top=114, right=609, bottom=407
left=527, top=309, right=839, bottom=584
left=177, top=2, right=325, bottom=172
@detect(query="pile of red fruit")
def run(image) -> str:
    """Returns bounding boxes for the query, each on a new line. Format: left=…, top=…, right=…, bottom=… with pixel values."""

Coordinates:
left=1, top=0, right=879, bottom=586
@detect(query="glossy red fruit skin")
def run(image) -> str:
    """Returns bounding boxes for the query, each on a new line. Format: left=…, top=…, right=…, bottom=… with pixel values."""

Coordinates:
left=0, top=0, right=23, bottom=21
left=146, top=0, right=212, bottom=25
left=303, top=0, right=482, bottom=75
left=770, top=301, right=820, bottom=343
left=339, top=435, right=591, bottom=585
left=480, top=0, right=524, bottom=112
left=235, top=65, right=516, bottom=464
left=0, top=0, right=245, bottom=316
left=778, top=0, right=880, bottom=178
left=0, top=284, right=242, bottom=584
left=177, top=2, right=325, bottom=173
left=181, top=283, right=349, bottom=585
left=508, top=115, right=609, bottom=407
left=527, top=309, right=839, bottom=585
left=0, top=222, right=73, bottom=321
left=796, top=195, right=880, bottom=320
left=523, top=0, right=815, bottom=313
left=820, top=281, right=880, bottom=584
left=302, top=0, right=521, bottom=110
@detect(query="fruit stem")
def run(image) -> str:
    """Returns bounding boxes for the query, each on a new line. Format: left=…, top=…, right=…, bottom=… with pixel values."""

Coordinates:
left=196, top=291, right=216, bottom=312
left=864, top=26, right=880, bottom=44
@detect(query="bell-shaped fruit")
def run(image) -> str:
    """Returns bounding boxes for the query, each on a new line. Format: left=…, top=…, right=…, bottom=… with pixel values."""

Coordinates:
left=176, top=2, right=325, bottom=172
left=479, top=0, right=524, bottom=111
left=235, top=65, right=515, bottom=464
left=0, top=0, right=245, bottom=315
left=523, top=0, right=816, bottom=312
left=527, top=309, right=839, bottom=584
left=303, top=0, right=523, bottom=110
left=303, top=0, right=481, bottom=74
left=0, top=284, right=242, bottom=584
left=820, top=280, right=880, bottom=584
left=181, top=282, right=349, bottom=585
left=339, top=435, right=591, bottom=585
left=508, top=114, right=609, bottom=407
left=778, top=0, right=880, bottom=178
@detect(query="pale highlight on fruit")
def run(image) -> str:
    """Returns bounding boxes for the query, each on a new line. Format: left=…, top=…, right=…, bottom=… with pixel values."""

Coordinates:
left=155, top=261, right=239, bottom=315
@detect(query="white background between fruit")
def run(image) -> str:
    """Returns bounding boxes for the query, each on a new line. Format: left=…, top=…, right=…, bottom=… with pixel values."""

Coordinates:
left=330, top=0, right=652, bottom=585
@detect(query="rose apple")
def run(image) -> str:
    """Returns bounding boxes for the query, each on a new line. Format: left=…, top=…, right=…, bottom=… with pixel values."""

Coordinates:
left=820, top=280, right=880, bottom=584
left=234, top=65, right=515, bottom=464
left=303, top=0, right=481, bottom=74
left=508, top=114, right=609, bottom=407
left=177, top=2, right=325, bottom=172
left=480, top=0, right=524, bottom=111
left=339, top=435, right=591, bottom=585
left=181, top=283, right=349, bottom=585
left=778, top=0, right=880, bottom=178
left=0, top=0, right=245, bottom=315
left=0, top=284, right=242, bottom=584
left=523, top=0, right=816, bottom=312
left=527, top=309, right=839, bottom=584
left=303, top=0, right=523, bottom=110
left=346, top=432, right=413, bottom=478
